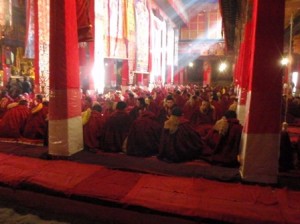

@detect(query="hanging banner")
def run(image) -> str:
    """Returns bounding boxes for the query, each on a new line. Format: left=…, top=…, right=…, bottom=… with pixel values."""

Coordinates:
left=135, top=0, right=149, bottom=73
left=150, top=14, right=162, bottom=83
left=166, top=24, right=174, bottom=83
left=76, top=0, right=93, bottom=42
left=161, top=20, right=166, bottom=84
left=108, top=0, right=126, bottom=58
left=38, top=0, right=50, bottom=98
left=125, top=0, right=136, bottom=80
left=102, top=0, right=109, bottom=57
left=25, top=0, right=35, bottom=59
left=0, top=0, right=12, bottom=26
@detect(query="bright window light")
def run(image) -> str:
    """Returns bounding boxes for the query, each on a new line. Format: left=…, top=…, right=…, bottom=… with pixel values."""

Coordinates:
left=292, top=72, right=298, bottom=93
left=281, top=57, right=289, bottom=66
left=219, top=62, right=227, bottom=72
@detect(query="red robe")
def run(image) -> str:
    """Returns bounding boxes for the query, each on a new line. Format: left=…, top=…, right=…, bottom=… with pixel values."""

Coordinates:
left=0, top=96, right=14, bottom=118
left=83, top=110, right=105, bottom=150
left=101, top=110, right=132, bottom=152
left=23, top=104, right=48, bottom=139
left=126, top=111, right=162, bottom=157
left=0, top=105, right=30, bottom=138
left=158, top=117, right=203, bottom=163
left=190, top=108, right=215, bottom=136
left=210, top=118, right=243, bottom=167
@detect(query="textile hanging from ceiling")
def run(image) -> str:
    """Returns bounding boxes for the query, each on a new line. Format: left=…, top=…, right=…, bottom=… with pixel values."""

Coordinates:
left=166, top=24, right=174, bottom=84
left=124, top=0, right=136, bottom=84
left=38, top=0, right=50, bottom=98
left=135, top=0, right=149, bottom=73
left=76, top=0, right=93, bottom=42
left=25, top=0, right=35, bottom=59
left=150, top=12, right=162, bottom=83
left=108, top=0, right=126, bottom=58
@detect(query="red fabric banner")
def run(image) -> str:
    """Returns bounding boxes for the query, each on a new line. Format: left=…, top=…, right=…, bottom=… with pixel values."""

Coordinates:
left=76, top=0, right=93, bottom=42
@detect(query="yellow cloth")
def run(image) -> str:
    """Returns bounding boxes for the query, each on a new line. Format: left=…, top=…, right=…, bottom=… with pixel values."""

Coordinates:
left=213, top=117, right=229, bottom=136
left=164, top=115, right=180, bottom=134
left=7, top=102, right=18, bottom=109
left=31, top=103, right=43, bottom=114
left=82, top=108, right=91, bottom=126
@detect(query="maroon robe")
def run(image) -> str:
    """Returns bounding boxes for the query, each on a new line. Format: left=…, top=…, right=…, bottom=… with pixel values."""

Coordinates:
left=101, top=110, right=132, bottom=152
left=0, top=96, right=14, bottom=118
left=83, top=110, right=105, bottom=150
left=23, top=104, right=48, bottom=139
left=279, top=130, right=294, bottom=171
left=183, top=101, right=198, bottom=121
left=190, top=108, right=215, bottom=136
left=211, top=100, right=224, bottom=121
left=157, top=105, right=177, bottom=125
left=0, top=105, right=30, bottom=138
left=210, top=118, right=243, bottom=167
left=158, top=117, right=203, bottom=163
left=126, top=111, right=162, bottom=157
left=146, top=101, right=160, bottom=117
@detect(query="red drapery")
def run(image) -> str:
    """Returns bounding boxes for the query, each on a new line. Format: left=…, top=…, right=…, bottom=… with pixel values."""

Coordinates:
left=76, top=0, right=93, bottom=42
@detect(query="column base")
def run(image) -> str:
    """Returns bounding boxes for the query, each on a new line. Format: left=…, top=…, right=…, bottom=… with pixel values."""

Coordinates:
left=239, top=133, right=280, bottom=184
left=48, top=116, right=83, bottom=156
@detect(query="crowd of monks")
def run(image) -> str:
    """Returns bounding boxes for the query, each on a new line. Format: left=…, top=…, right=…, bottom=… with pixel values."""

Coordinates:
left=0, top=83, right=298, bottom=169
left=0, top=91, right=48, bottom=142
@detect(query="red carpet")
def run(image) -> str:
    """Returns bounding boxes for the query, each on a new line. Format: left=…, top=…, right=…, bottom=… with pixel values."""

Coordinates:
left=0, top=152, right=299, bottom=223
left=122, top=175, right=300, bottom=224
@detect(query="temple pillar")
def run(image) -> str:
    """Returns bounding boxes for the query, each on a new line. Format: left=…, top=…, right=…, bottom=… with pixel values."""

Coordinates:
left=239, top=0, right=285, bottom=184
left=237, top=21, right=253, bottom=126
left=105, top=59, right=116, bottom=88
left=121, top=60, right=129, bottom=86
left=203, top=61, right=211, bottom=86
left=173, top=67, right=180, bottom=85
left=136, top=73, right=143, bottom=86
left=33, top=0, right=40, bottom=94
left=48, top=0, right=83, bottom=156
left=166, top=65, right=172, bottom=84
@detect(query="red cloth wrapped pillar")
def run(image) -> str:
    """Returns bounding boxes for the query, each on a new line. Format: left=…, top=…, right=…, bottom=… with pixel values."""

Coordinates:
left=121, top=60, right=129, bottom=86
left=88, top=0, right=95, bottom=90
left=236, top=21, right=253, bottom=125
left=33, top=0, right=40, bottom=93
left=239, top=0, right=284, bottom=184
left=105, top=59, right=116, bottom=88
left=203, top=61, right=211, bottom=86
left=136, top=73, right=143, bottom=86
left=173, top=67, right=180, bottom=85
left=48, top=0, right=83, bottom=156
left=166, top=65, right=172, bottom=84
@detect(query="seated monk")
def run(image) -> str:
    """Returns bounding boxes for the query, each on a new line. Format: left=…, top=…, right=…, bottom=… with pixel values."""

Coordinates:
left=0, top=90, right=14, bottom=119
left=183, top=95, right=199, bottom=121
left=205, top=110, right=243, bottom=167
left=190, top=99, right=216, bottom=136
left=157, top=95, right=177, bottom=125
left=279, top=122, right=294, bottom=171
left=158, top=107, right=204, bottom=163
left=128, top=97, right=147, bottom=122
left=82, top=103, right=105, bottom=152
left=23, top=94, right=48, bottom=140
left=125, top=111, right=162, bottom=157
left=0, top=100, right=30, bottom=138
left=101, top=101, right=132, bottom=153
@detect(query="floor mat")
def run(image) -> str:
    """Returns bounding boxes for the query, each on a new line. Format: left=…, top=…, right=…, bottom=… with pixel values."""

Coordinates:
left=122, top=175, right=300, bottom=224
